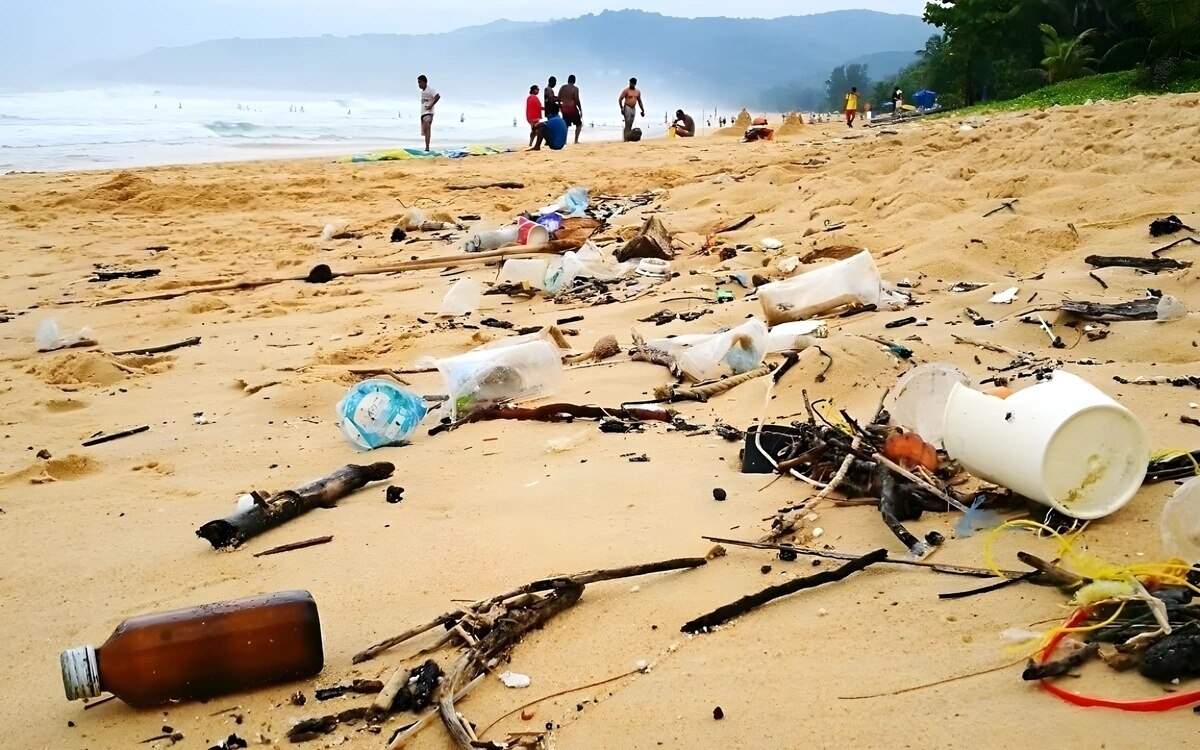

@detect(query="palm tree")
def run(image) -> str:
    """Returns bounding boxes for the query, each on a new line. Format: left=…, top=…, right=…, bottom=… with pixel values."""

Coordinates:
left=1039, top=24, right=1101, bottom=81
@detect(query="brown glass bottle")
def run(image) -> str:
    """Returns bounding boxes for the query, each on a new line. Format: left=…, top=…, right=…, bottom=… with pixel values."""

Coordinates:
left=61, top=590, right=323, bottom=707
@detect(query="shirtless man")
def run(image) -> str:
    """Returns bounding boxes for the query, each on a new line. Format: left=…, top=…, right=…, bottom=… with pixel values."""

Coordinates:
left=417, top=75, right=440, bottom=152
left=544, top=77, right=560, bottom=119
left=618, top=77, right=645, bottom=141
left=671, top=109, right=695, bottom=138
left=558, top=74, right=583, bottom=144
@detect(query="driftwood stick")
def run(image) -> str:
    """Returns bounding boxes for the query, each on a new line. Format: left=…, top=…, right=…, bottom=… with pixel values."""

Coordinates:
left=429, top=403, right=674, bottom=436
left=353, top=611, right=464, bottom=665
left=438, top=587, right=583, bottom=749
left=447, top=182, right=524, bottom=190
left=1016, top=552, right=1089, bottom=590
left=701, top=536, right=1027, bottom=578
left=1084, top=255, right=1190, bottom=272
left=111, top=337, right=202, bottom=356
left=385, top=674, right=486, bottom=750
left=630, top=329, right=683, bottom=379
left=195, top=463, right=394, bottom=549
left=983, top=199, right=1018, bottom=217
left=877, top=464, right=924, bottom=556
left=354, top=557, right=706, bottom=665
left=715, top=214, right=755, bottom=234
left=252, top=535, right=334, bottom=557
left=951, top=334, right=1024, bottom=357
left=682, top=548, right=889, bottom=633
left=89, top=241, right=582, bottom=306
left=81, top=425, right=149, bottom=447
left=1152, top=236, right=1200, bottom=257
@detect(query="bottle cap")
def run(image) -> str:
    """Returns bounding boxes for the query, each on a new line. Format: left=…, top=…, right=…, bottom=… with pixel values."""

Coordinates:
left=61, top=646, right=101, bottom=701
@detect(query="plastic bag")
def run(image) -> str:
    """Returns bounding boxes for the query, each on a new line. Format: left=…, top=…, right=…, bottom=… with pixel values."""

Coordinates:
left=336, top=379, right=427, bottom=450
left=677, top=318, right=769, bottom=382
left=438, top=278, right=483, bottom=318
left=559, top=187, right=590, bottom=217
left=36, top=319, right=95, bottom=353
left=436, top=340, right=563, bottom=418
left=544, top=243, right=634, bottom=294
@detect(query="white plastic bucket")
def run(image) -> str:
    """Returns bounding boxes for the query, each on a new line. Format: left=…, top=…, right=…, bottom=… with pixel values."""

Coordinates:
left=497, top=258, right=550, bottom=291
left=942, top=371, right=1149, bottom=520
left=757, top=250, right=883, bottom=325
left=884, top=364, right=970, bottom=448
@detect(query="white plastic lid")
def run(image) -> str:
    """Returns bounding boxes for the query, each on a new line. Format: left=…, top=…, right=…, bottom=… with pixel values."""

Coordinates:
left=61, top=646, right=101, bottom=701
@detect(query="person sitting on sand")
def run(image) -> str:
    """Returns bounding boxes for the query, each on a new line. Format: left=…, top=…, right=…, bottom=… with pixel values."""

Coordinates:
left=558, top=75, right=584, bottom=145
left=845, top=86, right=859, bottom=128
left=530, top=114, right=569, bottom=151
left=619, top=78, right=645, bottom=141
left=672, top=110, right=695, bottom=138
left=525, top=85, right=543, bottom=147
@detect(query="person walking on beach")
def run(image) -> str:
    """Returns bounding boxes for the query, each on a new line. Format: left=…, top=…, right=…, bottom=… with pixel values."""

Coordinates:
left=844, top=86, right=859, bottom=128
left=417, top=75, right=440, bottom=152
left=544, top=77, right=561, bottom=119
left=619, top=78, right=645, bottom=141
left=558, top=75, right=584, bottom=144
left=525, top=85, right=544, bottom=148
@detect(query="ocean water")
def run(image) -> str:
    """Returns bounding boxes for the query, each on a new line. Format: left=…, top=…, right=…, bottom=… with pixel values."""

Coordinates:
left=0, top=86, right=640, bottom=172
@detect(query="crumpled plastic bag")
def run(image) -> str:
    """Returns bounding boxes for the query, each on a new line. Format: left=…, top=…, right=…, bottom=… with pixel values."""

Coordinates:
left=36, top=319, right=95, bottom=352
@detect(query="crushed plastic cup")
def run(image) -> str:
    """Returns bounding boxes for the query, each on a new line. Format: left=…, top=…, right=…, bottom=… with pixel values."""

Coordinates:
left=1157, top=295, right=1187, bottom=321
left=677, top=318, right=769, bottom=382
left=438, top=278, right=483, bottom=318
left=336, top=379, right=428, bottom=450
left=942, top=370, right=1149, bottom=520
left=517, top=217, right=550, bottom=246
left=766, top=320, right=828, bottom=354
left=1161, top=477, right=1200, bottom=562
left=436, top=340, right=563, bottom=418
left=465, top=226, right=520, bottom=253
left=883, top=364, right=970, bottom=448
left=497, top=258, right=550, bottom=291
left=36, top=319, right=95, bottom=353
left=545, top=244, right=633, bottom=294
left=758, top=250, right=883, bottom=324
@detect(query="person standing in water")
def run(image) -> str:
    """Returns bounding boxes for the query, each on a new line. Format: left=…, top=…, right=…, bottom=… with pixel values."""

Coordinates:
left=558, top=75, right=583, bottom=144
left=618, top=78, right=645, bottom=141
left=417, top=75, right=440, bottom=152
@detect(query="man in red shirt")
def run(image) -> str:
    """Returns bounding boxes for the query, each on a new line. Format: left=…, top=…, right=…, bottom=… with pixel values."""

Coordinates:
left=525, top=85, right=543, bottom=148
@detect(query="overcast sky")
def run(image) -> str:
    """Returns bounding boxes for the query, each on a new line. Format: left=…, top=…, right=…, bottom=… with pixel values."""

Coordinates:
left=2, top=1, right=928, bottom=79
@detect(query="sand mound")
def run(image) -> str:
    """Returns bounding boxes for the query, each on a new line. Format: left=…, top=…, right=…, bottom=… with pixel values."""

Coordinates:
left=1, top=454, right=101, bottom=485
left=717, top=108, right=754, bottom=137
left=776, top=112, right=806, bottom=137
left=314, top=331, right=423, bottom=366
left=27, top=352, right=131, bottom=387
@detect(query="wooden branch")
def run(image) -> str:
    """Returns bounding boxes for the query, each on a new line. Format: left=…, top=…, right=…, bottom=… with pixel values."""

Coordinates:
left=715, top=214, right=755, bottom=234
left=353, top=557, right=706, bottom=664
left=1151, top=235, right=1200, bottom=257
left=1084, top=255, right=1190, bottom=272
left=630, top=329, right=682, bottom=379
left=983, top=199, right=1018, bottom=217
left=195, top=463, right=394, bottom=549
left=252, top=535, right=333, bottom=557
left=1016, top=552, right=1089, bottom=590
left=439, top=587, right=583, bottom=749
left=429, top=403, right=674, bottom=436
left=82, top=425, right=150, bottom=447
left=877, top=464, right=924, bottom=556
left=701, top=536, right=1027, bottom=578
left=111, top=337, right=202, bottom=356
left=682, top=548, right=888, bottom=633
left=88, top=241, right=582, bottom=306
left=447, top=182, right=524, bottom=190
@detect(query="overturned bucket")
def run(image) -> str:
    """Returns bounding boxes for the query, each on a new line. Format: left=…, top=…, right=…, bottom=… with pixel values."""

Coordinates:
left=942, top=371, right=1149, bottom=520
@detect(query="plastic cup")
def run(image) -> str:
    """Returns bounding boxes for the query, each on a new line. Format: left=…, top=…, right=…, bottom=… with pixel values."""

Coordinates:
left=883, top=364, right=970, bottom=448
left=517, top=217, right=550, bottom=246
left=942, top=371, right=1149, bottom=520
left=497, top=258, right=550, bottom=291
left=757, top=250, right=883, bottom=324
left=1162, top=477, right=1200, bottom=561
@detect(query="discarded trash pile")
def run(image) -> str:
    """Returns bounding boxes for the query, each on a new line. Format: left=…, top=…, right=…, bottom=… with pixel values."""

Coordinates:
left=47, top=160, right=1200, bottom=750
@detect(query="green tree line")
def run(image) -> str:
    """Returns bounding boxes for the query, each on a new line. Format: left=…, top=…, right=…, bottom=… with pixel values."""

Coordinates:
left=912, top=0, right=1199, bottom=107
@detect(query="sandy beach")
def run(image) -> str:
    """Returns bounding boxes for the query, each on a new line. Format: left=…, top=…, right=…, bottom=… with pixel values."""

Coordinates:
left=3, top=94, right=1200, bottom=749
